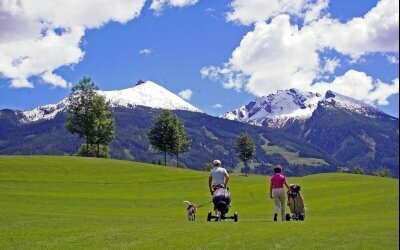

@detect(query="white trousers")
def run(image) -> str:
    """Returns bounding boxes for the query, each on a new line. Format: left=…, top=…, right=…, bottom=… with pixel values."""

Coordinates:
left=272, top=188, right=286, bottom=221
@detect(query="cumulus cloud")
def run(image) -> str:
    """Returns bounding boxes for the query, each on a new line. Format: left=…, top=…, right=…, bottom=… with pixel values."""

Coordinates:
left=226, top=0, right=307, bottom=25
left=42, top=71, right=70, bottom=88
left=202, top=15, right=319, bottom=96
left=321, top=57, right=340, bottom=74
left=0, top=0, right=147, bottom=88
left=150, top=0, right=198, bottom=15
left=309, top=0, right=399, bottom=59
left=313, top=70, right=399, bottom=105
left=212, top=103, right=223, bottom=108
left=139, top=48, right=153, bottom=56
left=200, top=64, right=248, bottom=91
left=178, top=89, right=193, bottom=100
left=303, top=0, right=329, bottom=24
left=203, top=0, right=399, bottom=105
left=387, top=54, right=399, bottom=64
left=368, top=78, right=399, bottom=105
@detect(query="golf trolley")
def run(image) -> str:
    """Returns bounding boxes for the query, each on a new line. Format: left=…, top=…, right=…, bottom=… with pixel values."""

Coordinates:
left=285, top=184, right=305, bottom=221
left=207, top=186, right=238, bottom=222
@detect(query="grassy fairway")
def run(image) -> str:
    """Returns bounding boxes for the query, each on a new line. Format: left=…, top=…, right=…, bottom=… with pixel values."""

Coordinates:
left=0, top=156, right=398, bottom=249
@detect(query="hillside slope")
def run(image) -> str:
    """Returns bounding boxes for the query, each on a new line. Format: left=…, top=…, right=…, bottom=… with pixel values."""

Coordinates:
left=0, top=107, right=341, bottom=175
left=283, top=102, right=399, bottom=176
left=17, top=80, right=202, bottom=123
left=221, top=89, right=399, bottom=176
left=0, top=156, right=398, bottom=249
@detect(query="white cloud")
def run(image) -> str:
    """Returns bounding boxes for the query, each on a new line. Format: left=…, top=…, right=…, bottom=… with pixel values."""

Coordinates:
left=150, top=0, right=198, bottom=15
left=321, top=57, right=340, bottom=74
left=139, top=48, right=153, bottom=56
left=0, top=0, right=147, bottom=88
left=387, top=54, right=399, bottom=64
left=313, top=70, right=399, bottom=105
left=365, top=78, right=399, bottom=105
left=10, top=78, right=33, bottom=88
left=202, top=16, right=319, bottom=96
left=303, top=0, right=329, bottom=24
left=309, top=0, right=399, bottom=59
left=212, top=103, right=222, bottom=108
left=205, top=8, right=217, bottom=19
left=201, top=64, right=248, bottom=91
left=225, top=0, right=398, bottom=57
left=41, top=71, right=69, bottom=88
left=226, top=0, right=308, bottom=25
left=203, top=0, right=399, bottom=105
left=178, top=89, right=193, bottom=100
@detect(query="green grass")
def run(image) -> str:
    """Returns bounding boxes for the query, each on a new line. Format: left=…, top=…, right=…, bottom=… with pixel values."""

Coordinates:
left=0, top=156, right=398, bottom=249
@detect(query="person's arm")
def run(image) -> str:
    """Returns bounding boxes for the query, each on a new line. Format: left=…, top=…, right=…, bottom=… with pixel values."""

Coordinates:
left=269, top=181, right=273, bottom=199
left=209, top=175, right=213, bottom=194
left=284, top=178, right=290, bottom=191
left=224, top=171, right=229, bottom=186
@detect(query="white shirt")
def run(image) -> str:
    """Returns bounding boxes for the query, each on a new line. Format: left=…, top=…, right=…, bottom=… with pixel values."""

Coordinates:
left=209, top=166, right=227, bottom=185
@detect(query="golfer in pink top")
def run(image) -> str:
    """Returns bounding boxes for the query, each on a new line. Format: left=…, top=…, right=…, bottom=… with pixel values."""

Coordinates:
left=269, top=164, right=290, bottom=221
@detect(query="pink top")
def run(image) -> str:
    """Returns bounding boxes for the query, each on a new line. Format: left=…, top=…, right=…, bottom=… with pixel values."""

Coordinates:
left=271, top=174, right=286, bottom=189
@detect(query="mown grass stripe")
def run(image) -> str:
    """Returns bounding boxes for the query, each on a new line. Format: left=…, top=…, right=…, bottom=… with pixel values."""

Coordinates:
left=0, top=156, right=398, bottom=249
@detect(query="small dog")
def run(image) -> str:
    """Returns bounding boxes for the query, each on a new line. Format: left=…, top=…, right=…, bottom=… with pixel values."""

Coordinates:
left=183, top=201, right=197, bottom=221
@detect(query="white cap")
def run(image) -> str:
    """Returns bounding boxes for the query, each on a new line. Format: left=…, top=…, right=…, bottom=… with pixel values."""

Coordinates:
left=213, top=159, right=221, bottom=166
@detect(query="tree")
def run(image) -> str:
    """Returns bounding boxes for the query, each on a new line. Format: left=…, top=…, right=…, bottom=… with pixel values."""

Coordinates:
left=373, top=167, right=391, bottom=177
left=77, top=144, right=110, bottom=158
left=91, top=95, right=115, bottom=157
left=352, top=166, right=364, bottom=174
left=147, top=110, right=191, bottom=166
left=147, top=110, right=178, bottom=165
left=66, top=77, right=115, bottom=157
left=236, top=132, right=255, bottom=176
left=169, top=114, right=191, bottom=167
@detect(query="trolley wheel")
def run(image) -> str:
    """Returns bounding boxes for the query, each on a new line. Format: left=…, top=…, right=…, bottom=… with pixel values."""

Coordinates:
left=286, top=213, right=291, bottom=221
left=207, top=211, right=212, bottom=222
left=234, top=212, right=238, bottom=222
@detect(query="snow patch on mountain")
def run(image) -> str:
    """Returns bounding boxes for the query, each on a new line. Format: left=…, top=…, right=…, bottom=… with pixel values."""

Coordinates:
left=20, top=100, right=68, bottom=123
left=220, top=89, right=322, bottom=128
left=321, top=91, right=384, bottom=118
left=220, top=89, right=386, bottom=128
left=99, top=81, right=201, bottom=112
left=19, top=81, right=202, bottom=123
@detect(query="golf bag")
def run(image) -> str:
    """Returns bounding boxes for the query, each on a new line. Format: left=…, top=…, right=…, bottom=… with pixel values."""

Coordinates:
left=286, top=184, right=305, bottom=221
left=212, top=187, right=231, bottom=216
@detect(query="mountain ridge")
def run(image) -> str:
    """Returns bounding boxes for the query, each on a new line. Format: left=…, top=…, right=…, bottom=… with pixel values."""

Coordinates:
left=220, top=88, right=395, bottom=128
left=0, top=106, right=343, bottom=176
left=1, top=82, right=398, bottom=177
left=18, top=80, right=202, bottom=124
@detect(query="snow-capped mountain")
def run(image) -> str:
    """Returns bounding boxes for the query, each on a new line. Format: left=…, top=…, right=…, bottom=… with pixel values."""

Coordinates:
left=20, top=80, right=202, bottom=123
left=220, top=88, right=388, bottom=128
left=320, top=90, right=386, bottom=118
left=1, top=85, right=398, bottom=177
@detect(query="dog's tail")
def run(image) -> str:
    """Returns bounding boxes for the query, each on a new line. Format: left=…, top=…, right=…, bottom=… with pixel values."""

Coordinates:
left=183, top=200, right=191, bottom=205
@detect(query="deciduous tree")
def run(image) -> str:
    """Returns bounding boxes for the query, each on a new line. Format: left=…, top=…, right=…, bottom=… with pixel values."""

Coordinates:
left=147, top=110, right=190, bottom=166
left=66, top=77, right=115, bottom=157
left=236, top=132, right=255, bottom=176
left=170, top=116, right=191, bottom=167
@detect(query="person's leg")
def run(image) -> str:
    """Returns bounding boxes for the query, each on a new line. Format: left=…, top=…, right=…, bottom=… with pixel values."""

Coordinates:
left=272, top=189, right=280, bottom=221
left=214, top=209, right=220, bottom=221
left=278, top=189, right=286, bottom=221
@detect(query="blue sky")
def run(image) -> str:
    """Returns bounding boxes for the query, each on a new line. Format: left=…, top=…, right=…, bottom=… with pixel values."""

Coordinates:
left=0, top=0, right=398, bottom=117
